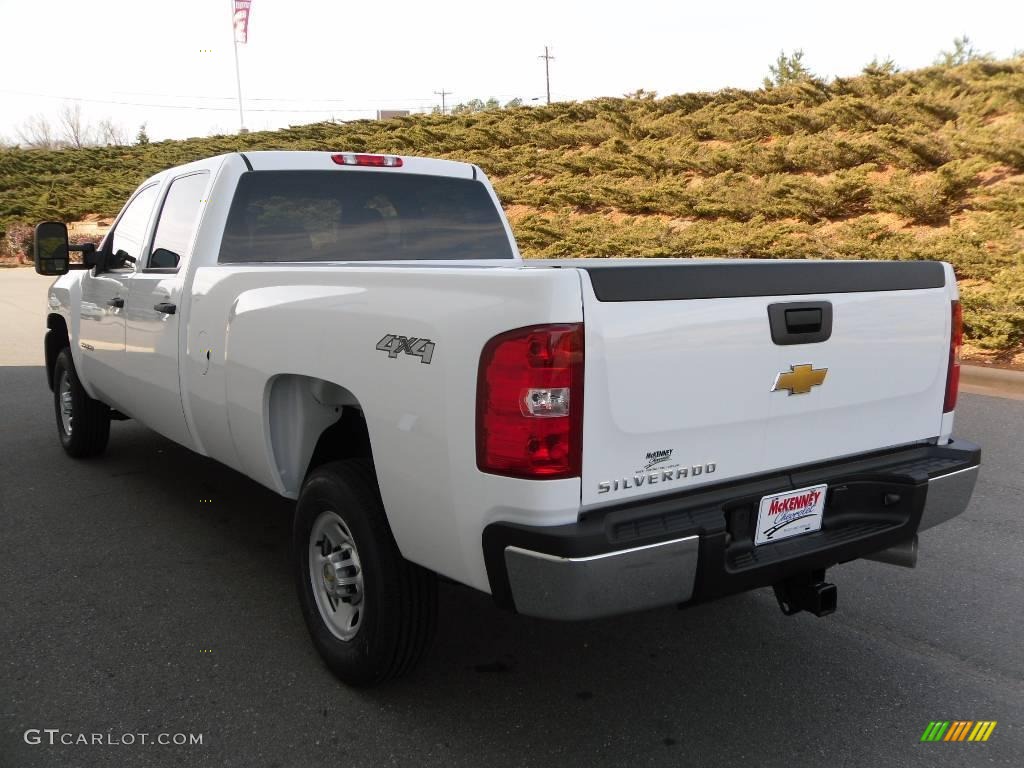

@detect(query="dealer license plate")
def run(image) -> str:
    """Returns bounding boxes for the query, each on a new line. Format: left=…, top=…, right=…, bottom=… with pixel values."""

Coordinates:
left=755, top=484, right=828, bottom=545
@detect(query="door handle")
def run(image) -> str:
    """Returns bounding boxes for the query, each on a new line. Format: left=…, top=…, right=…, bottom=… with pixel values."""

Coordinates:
left=107, top=297, right=124, bottom=308
left=154, top=302, right=177, bottom=315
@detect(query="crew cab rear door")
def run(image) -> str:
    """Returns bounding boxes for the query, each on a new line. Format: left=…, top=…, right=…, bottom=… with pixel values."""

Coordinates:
left=575, top=260, right=953, bottom=508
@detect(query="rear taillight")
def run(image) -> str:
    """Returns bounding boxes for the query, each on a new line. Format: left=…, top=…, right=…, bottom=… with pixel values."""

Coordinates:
left=331, top=153, right=403, bottom=167
left=476, top=324, right=584, bottom=479
left=944, top=299, right=962, bottom=412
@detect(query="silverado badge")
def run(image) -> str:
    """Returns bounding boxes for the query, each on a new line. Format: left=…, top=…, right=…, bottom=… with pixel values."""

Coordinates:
left=772, top=364, right=828, bottom=395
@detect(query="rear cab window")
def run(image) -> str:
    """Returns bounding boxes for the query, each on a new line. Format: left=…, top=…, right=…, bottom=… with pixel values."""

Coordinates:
left=218, top=171, right=514, bottom=263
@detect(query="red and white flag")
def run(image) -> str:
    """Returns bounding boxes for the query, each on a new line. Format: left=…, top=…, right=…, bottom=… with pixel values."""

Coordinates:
left=233, top=0, right=252, bottom=44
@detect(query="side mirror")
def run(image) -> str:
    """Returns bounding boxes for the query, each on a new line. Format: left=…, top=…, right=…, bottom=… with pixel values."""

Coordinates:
left=34, top=222, right=70, bottom=276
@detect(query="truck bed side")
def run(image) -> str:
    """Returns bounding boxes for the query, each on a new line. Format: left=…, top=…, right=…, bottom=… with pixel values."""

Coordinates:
left=184, top=264, right=584, bottom=591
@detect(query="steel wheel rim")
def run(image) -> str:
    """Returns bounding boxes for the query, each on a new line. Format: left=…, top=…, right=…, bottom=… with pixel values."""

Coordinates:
left=309, top=510, right=364, bottom=641
left=58, top=370, right=73, bottom=436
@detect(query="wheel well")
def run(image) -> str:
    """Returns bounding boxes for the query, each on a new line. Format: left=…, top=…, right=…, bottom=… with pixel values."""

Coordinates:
left=265, top=374, right=373, bottom=496
left=45, top=314, right=70, bottom=390
left=307, top=408, right=373, bottom=475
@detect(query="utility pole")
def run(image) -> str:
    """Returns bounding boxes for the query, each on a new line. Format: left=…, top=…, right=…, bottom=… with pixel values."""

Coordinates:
left=538, top=46, right=555, bottom=105
left=433, top=88, right=452, bottom=115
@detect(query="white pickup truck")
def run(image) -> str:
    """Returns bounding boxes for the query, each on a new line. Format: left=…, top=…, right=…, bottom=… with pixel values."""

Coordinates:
left=35, top=151, right=980, bottom=686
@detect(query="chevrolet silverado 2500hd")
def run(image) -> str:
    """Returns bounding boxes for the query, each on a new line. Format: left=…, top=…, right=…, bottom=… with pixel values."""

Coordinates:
left=34, top=151, right=980, bottom=686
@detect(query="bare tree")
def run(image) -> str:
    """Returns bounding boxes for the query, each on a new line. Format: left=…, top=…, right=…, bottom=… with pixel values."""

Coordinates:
left=13, top=107, right=124, bottom=149
left=16, top=113, right=60, bottom=149
left=96, top=117, right=128, bottom=146
left=59, top=102, right=92, bottom=148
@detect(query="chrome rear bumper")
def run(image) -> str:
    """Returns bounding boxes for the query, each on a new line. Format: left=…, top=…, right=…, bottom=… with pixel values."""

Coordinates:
left=919, top=465, right=980, bottom=532
left=504, top=536, right=699, bottom=621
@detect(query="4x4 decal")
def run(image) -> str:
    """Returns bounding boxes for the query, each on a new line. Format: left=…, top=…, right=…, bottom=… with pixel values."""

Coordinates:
left=376, top=334, right=435, bottom=364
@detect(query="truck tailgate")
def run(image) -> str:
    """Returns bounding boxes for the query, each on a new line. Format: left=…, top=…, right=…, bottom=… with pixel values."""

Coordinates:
left=573, top=260, right=953, bottom=508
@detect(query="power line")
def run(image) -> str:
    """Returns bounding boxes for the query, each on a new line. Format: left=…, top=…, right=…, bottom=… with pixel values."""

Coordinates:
left=110, top=90, right=438, bottom=104
left=1, top=87, right=550, bottom=117
left=539, top=46, right=555, bottom=105
left=110, top=90, right=528, bottom=104
left=433, top=88, right=452, bottom=115
left=0, top=89, right=429, bottom=114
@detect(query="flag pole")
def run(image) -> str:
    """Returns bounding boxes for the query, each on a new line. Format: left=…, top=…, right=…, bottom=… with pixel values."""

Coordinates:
left=231, top=0, right=246, bottom=133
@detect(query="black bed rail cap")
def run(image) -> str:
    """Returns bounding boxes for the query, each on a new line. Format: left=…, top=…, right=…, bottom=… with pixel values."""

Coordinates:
left=525, top=259, right=947, bottom=301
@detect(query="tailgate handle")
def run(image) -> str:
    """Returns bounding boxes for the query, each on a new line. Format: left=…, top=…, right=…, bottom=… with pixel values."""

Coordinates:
left=768, top=301, right=833, bottom=345
left=785, top=308, right=821, bottom=333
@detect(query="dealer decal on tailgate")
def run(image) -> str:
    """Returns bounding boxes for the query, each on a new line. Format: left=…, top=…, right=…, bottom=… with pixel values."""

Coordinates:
left=755, top=484, right=828, bottom=545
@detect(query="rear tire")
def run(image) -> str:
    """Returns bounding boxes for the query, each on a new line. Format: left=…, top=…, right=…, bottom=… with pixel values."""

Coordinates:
left=293, top=459, right=438, bottom=686
left=52, top=347, right=110, bottom=458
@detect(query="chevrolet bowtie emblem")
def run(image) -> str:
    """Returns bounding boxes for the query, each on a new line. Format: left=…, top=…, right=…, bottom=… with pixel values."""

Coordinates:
left=772, top=364, right=828, bottom=395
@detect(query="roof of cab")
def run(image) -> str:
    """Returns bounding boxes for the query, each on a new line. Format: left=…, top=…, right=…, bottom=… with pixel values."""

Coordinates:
left=132, top=151, right=479, bottom=199
left=136, top=153, right=229, bottom=189
left=240, top=151, right=477, bottom=179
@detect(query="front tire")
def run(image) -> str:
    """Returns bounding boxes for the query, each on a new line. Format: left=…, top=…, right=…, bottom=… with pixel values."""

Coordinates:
left=293, top=459, right=438, bottom=686
left=52, top=347, right=110, bottom=458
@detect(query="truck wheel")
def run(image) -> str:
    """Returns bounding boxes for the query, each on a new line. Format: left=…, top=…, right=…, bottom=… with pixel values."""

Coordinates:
left=293, top=459, right=438, bottom=686
left=52, top=347, right=110, bottom=458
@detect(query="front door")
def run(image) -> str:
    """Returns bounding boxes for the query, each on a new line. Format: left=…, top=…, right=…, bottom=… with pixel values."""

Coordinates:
left=77, top=183, right=160, bottom=409
left=122, top=171, right=210, bottom=448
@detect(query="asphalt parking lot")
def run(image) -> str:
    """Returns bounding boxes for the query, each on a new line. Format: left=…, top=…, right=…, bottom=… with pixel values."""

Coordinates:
left=1, top=269, right=1022, bottom=767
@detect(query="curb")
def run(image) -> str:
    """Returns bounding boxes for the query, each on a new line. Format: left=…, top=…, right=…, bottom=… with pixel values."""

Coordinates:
left=961, top=364, right=1024, bottom=400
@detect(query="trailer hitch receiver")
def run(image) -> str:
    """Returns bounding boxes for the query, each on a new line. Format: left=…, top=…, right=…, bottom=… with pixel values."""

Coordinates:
left=773, top=569, right=837, bottom=617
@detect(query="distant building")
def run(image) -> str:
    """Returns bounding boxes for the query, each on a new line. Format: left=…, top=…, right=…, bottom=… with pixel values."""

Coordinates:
left=376, top=110, right=411, bottom=120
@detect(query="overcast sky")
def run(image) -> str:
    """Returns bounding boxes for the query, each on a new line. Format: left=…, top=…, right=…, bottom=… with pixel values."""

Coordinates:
left=0, top=0, right=1020, bottom=143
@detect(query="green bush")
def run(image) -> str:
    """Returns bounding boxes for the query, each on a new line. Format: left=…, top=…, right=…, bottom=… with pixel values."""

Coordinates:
left=961, top=267, right=1024, bottom=351
left=872, top=160, right=982, bottom=225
